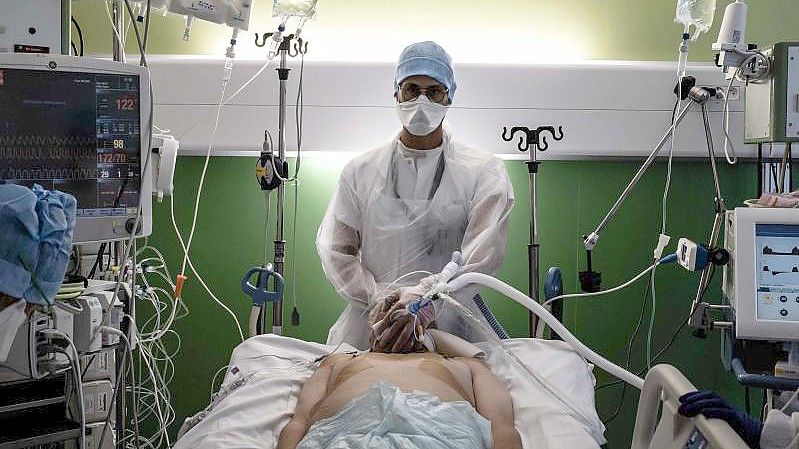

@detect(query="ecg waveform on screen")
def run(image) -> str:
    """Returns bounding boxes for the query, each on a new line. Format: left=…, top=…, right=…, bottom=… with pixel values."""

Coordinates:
left=0, top=134, right=94, bottom=150
left=0, top=167, right=100, bottom=180
left=0, top=133, right=97, bottom=182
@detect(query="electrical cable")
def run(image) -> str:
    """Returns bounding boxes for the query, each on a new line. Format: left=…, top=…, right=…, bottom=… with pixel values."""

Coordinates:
left=103, top=0, right=126, bottom=55
left=721, top=50, right=772, bottom=164
left=646, top=263, right=658, bottom=370
left=41, top=331, right=86, bottom=449
left=721, top=75, right=738, bottom=164
left=210, top=365, right=230, bottom=396
left=142, top=0, right=152, bottom=54
left=123, top=0, right=147, bottom=67
left=71, top=16, right=85, bottom=56
left=176, top=54, right=278, bottom=143
left=177, top=64, right=232, bottom=285
left=264, top=192, right=272, bottom=264
left=271, top=51, right=306, bottom=183
left=96, top=328, right=134, bottom=449
left=56, top=347, right=86, bottom=449
left=599, top=272, right=653, bottom=424
left=169, top=195, right=245, bottom=340
left=289, top=51, right=306, bottom=312
left=542, top=261, right=660, bottom=307
left=290, top=180, right=299, bottom=310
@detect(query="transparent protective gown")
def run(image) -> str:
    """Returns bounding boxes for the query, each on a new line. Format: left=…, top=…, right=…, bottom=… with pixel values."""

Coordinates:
left=316, top=129, right=515, bottom=349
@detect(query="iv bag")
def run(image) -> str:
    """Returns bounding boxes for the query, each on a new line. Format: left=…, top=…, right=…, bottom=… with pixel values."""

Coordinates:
left=273, top=0, right=318, bottom=18
left=675, top=0, right=717, bottom=40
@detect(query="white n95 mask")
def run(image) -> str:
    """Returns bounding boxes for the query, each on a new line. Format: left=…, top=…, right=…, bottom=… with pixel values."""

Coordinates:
left=395, top=95, right=449, bottom=136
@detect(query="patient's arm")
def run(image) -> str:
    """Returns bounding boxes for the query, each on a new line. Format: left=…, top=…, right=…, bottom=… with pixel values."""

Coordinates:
left=463, top=358, right=523, bottom=449
left=276, top=362, right=333, bottom=449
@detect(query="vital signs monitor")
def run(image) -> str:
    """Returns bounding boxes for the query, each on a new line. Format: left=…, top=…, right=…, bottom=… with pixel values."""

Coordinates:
left=0, top=53, right=152, bottom=242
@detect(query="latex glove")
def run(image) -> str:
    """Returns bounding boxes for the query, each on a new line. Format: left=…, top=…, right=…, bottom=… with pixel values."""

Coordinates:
left=678, top=390, right=763, bottom=448
left=370, top=277, right=437, bottom=353
left=761, top=409, right=799, bottom=449
left=370, top=298, right=436, bottom=353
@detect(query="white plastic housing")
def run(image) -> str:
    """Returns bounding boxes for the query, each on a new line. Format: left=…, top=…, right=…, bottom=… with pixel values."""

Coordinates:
left=151, top=134, right=179, bottom=201
left=677, top=238, right=700, bottom=271
left=713, top=1, right=748, bottom=52
left=724, top=207, right=799, bottom=342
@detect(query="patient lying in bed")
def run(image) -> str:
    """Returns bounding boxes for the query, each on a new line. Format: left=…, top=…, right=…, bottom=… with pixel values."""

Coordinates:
left=276, top=351, right=522, bottom=449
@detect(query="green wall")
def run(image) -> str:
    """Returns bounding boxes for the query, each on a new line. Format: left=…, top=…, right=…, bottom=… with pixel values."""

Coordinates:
left=67, top=0, right=799, bottom=447
left=147, top=156, right=755, bottom=448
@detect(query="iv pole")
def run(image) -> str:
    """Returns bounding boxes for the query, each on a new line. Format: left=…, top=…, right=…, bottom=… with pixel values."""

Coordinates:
left=501, top=125, right=564, bottom=337
left=253, top=32, right=307, bottom=336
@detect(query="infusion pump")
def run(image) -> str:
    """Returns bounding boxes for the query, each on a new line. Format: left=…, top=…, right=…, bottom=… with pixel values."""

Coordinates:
left=723, top=208, right=799, bottom=341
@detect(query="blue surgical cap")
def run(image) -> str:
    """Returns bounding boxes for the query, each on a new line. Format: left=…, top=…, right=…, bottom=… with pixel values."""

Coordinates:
left=394, top=41, right=457, bottom=102
left=0, top=184, right=76, bottom=305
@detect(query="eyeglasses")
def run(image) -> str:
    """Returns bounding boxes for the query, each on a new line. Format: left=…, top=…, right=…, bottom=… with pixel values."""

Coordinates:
left=399, top=83, right=449, bottom=104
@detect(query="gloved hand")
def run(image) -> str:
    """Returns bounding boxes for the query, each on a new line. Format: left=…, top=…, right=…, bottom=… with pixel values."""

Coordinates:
left=369, top=277, right=437, bottom=353
left=761, top=409, right=799, bottom=449
left=678, top=390, right=763, bottom=448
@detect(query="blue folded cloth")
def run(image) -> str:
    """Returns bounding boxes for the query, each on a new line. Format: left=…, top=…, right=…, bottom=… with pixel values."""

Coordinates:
left=0, top=184, right=76, bottom=305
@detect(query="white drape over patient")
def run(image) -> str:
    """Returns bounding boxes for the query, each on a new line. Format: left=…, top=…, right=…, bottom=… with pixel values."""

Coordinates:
left=316, top=129, right=515, bottom=349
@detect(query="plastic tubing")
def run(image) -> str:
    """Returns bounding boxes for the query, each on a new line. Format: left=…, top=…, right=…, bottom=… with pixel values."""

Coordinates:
left=444, top=272, right=645, bottom=389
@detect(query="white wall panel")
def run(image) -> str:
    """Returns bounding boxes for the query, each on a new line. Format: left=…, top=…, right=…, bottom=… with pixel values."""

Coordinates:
left=146, top=56, right=750, bottom=159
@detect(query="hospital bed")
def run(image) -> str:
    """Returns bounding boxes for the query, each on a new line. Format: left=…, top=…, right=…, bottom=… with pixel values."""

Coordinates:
left=174, top=257, right=750, bottom=449
left=173, top=334, right=750, bottom=449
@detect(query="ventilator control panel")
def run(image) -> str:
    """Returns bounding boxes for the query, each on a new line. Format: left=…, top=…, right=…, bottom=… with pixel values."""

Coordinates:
left=724, top=208, right=799, bottom=341
left=755, top=224, right=799, bottom=322
left=0, top=68, right=142, bottom=219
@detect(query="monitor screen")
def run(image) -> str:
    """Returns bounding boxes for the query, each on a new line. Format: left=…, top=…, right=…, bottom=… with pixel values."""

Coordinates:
left=755, top=223, right=799, bottom=322
left=0, top=68, right=142, bottom=219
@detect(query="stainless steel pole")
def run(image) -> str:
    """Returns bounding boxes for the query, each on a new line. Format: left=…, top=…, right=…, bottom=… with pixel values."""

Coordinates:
left=271, top=48, right=289, bottom=335
left=585, top=101, right=694, bottom=247
left=111, top=0, right=126, bottom=63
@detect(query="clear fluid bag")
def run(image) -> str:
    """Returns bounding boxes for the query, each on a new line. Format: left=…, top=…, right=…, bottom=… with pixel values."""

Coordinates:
left=273, top=0, right=318, bottom=18
left=675, top=0, right=718, bottom=40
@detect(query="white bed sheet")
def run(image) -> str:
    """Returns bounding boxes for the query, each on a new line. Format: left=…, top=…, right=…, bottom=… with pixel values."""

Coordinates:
left=174, top=335, right=605, bottom=449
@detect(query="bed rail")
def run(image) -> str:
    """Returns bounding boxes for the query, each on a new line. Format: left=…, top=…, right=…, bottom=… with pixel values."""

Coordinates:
left=631, top=364, right=750, bottom=449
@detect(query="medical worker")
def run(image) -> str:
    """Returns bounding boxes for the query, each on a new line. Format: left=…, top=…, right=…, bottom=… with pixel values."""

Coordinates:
left=316, top=41, right=515, bottom=351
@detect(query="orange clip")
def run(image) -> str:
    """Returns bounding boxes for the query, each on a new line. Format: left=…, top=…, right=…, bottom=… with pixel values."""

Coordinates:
left=174, top=274, right=188, bottom=300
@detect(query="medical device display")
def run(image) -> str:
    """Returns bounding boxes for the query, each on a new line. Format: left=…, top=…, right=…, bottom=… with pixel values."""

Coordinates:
left=0, top=53, right=152, bottom=242
left=724, top=208, right=799, bottom=341
left=744, top=42, right=799, bottom=144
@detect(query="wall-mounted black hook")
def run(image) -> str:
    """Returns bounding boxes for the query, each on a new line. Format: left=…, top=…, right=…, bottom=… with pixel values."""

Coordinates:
left=289, top=37, right=308, bottom=57
left=501, top=126, right=533, bottom=152
left=501, top=125, right=564, bottom=152
left=254, top=32, right=273, bottom=48
left=535, top=125, right=564, bottom=151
